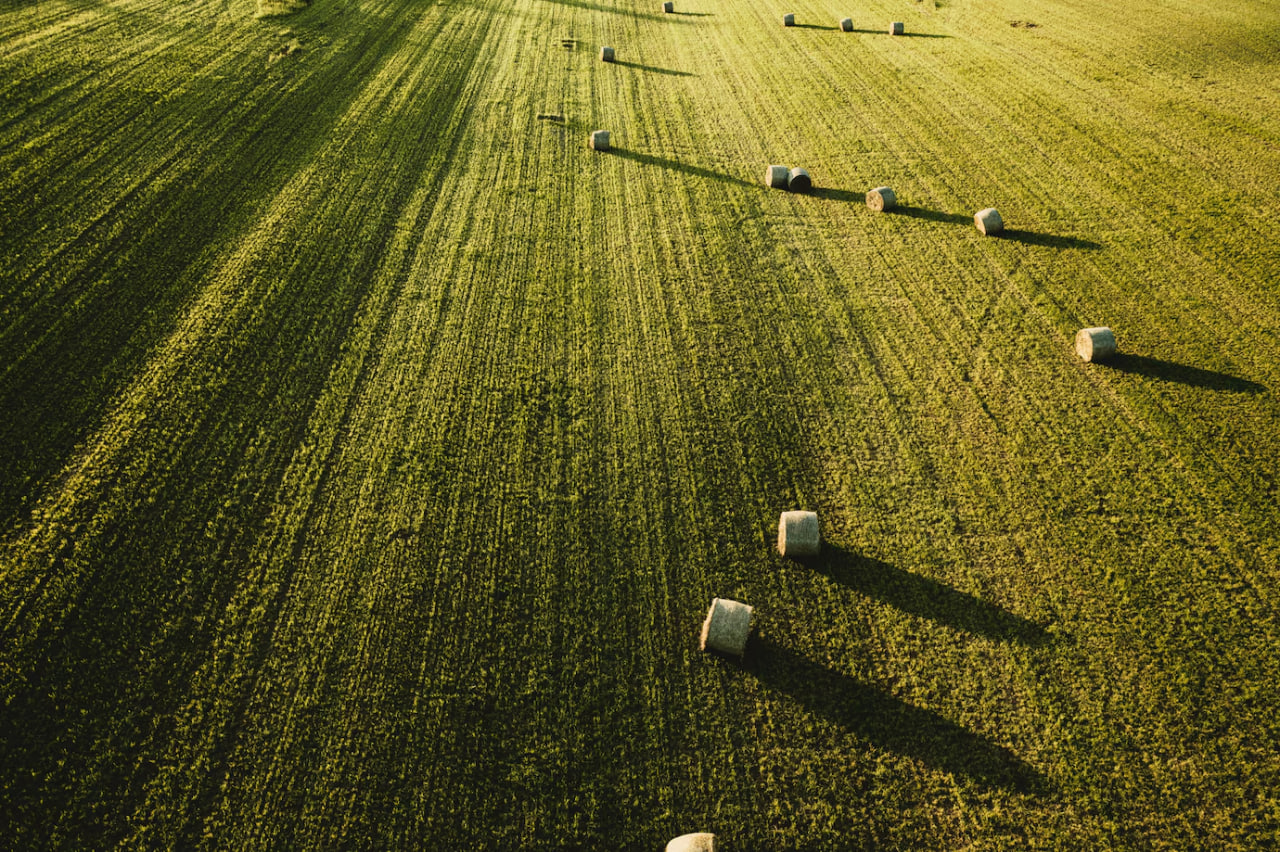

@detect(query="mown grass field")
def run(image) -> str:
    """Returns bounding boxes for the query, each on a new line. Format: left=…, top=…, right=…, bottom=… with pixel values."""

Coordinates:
left=3, top=0, right=1280, bottom=847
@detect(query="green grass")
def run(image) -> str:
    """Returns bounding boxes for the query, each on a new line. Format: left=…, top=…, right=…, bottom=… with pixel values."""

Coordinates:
left=2, top=0, right=1279, bottom=847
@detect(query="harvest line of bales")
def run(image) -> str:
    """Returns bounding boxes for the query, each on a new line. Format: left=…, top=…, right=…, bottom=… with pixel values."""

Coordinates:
left=572, top=7, right=1121, bottom=848
left=583, top=10, right=1120, bottom=373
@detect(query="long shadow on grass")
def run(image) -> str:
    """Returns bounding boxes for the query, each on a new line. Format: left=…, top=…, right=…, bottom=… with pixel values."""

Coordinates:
left=888, top=205, right=974, bottom=225
left=811, top=545, right=1052, bottom=645
left=539, top=0, right=693, bottom=22
left=1101, top=353, right=1266, bottom=393
left=614, top=59, right=696, bottom=76
left=608, top=148, right=755, bottom=188
left=745, top=637, right=1046, bottom=792
left=809, top=187, right=866, bottom=203
left=997, top=229, right=1102, bottom=251
left=793, top=23, right=837, bottom=30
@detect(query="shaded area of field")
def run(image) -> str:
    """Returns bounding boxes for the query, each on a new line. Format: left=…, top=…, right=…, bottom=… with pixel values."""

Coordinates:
left=745, top=637, right=1047, bottom=792
left=812, top=545, right=1053, bottom=645
left=1102, top=353, right=1268, bottom=393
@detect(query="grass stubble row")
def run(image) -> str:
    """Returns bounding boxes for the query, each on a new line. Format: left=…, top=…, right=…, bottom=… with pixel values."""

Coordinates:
left=1, top=0, right=1279, bottom=847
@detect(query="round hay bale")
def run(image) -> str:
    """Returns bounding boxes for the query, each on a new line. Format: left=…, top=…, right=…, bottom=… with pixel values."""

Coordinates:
left=866, top=186, right=896, bottom=212
left=778, top=510, right=820, bottom=557
left=974, top=207, right=1003, bottom=235
left=787, top=167, right=811, bottom=193
left=783, top=13, right=795, bottom=26
left=663, top=0, right=673, bottom=11
left=839, top=17, right=853, bottom=31
left=666, top=833, right=717, bottom=852
left=889, top=21, right=904, bottom=35
left=589, top=129, right=610, bottom=151
left=765, top=164, right=790, bottom=188
left=600, top=45, right=615, bottom=62
left=1075, top=326, right=1116, bottom=362
left=700, top=598, right=753, bottom=656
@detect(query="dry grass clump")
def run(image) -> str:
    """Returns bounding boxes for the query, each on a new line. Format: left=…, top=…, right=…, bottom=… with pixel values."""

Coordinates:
left=267, top=38, right=302, bottom=64
left=256, top=0, right=309, bottom=19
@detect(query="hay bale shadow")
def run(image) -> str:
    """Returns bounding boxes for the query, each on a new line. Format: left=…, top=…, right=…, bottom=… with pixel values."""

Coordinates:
left=814, top=544, right=1054, bottom=645
left=539, top=0, right=694, bottom=22
left=808, top=187, right=865, bottom=203
left=1102, top=354, right=1266, bottom=393
left=607, top=148, right=755, bottom=188
left=998, top=229, right=1102, bottom=250
left=614, top=60, right=696, bottom=77
left=744, top=636, right=1048, bottom=793
left=891, top=205, right=972, bottom=225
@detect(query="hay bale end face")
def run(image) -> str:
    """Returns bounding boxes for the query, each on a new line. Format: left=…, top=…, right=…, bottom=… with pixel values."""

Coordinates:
left=765, top=164, right=790, bottom=188
left=589, top=130, right=610, bottom=151
left=1075, top=326, right=1117, bottom=362
left=663, top=0, right=673, bottom=11
left=600, top=46, right=615, bottom=62
left=666, top=833, right=717, bottom=852
left=783, top=13, right=795, bottom=26
left=890, top=21, right=904, bottom=35
left=778, top=510, right=820, bottom=557
left=867, top=186, right=896, bottom=212
left=840, top=17, right=853, bottom=31
left=974, top=207, right=1003, bottom=235
left=788, top=167, right=811, bottom=193
left=700, top=598, right=753, bottom=656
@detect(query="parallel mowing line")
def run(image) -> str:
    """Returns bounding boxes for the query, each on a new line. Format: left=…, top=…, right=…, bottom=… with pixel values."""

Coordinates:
left=159, top=6, right=527, bottom=847
left=4, top=6, right=498, bottom=846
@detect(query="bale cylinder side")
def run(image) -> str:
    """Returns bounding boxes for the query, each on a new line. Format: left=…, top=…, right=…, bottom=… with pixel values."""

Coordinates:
left=778, top=510, right=820, bottom=557
left=840, top=17, right=853, bottom=31
left=783, top=13, right=795, bottom=26
left=867, top=186, right=896, bottom=212
left=974, top=207, right=1003, bottom=235
left=666, top=833, right=718, bottom=852
left=890, top=21, right=904, bottom=35
left=787, top=167, right=811, bottom=193
left=1075, top=327, right=1117, bottom=362
left=600, top=46, right=615, bottom=62
left=589, top=130, right=610, bottom=151
left=700, top=598, right=753, bottom=656
left=765, top=164, right=790, bottom=188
